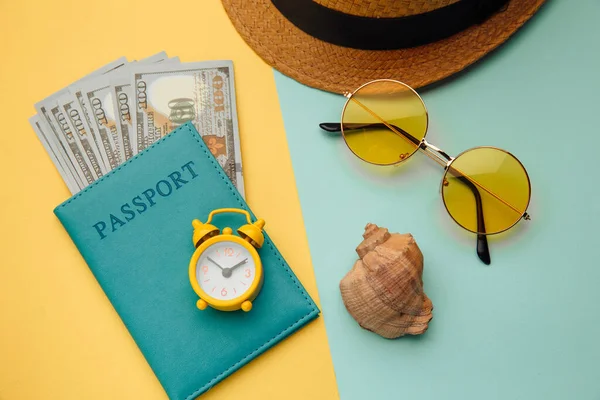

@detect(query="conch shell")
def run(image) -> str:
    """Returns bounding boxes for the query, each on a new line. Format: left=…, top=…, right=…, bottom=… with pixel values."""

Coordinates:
left=340, top=223, right=433, bottom=339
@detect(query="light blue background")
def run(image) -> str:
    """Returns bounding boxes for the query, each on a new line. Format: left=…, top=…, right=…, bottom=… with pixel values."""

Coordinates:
left=274, top=1, right=600, bottom=399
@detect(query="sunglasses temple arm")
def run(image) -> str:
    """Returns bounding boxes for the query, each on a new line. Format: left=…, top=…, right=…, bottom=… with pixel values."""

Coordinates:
left=319, top=122, right=344, bottom=132
left=455, top=174, right=491, bottom=265
left=477, top=234, right=490, bottom=265
left=319, top=122, right=422, bottom=146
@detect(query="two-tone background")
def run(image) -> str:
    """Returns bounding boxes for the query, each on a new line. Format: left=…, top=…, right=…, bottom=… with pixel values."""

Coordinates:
left=1, top=1, right=599, bottom=399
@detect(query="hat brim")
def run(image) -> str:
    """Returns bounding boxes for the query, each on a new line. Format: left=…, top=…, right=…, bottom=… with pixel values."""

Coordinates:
left=222, top=0, right=546, bottom=93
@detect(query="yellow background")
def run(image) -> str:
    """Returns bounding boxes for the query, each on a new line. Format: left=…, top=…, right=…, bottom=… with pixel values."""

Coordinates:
left=0, top=0, right=338, bottom=399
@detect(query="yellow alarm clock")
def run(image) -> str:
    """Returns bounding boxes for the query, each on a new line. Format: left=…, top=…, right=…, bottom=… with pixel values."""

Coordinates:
left=188, top=208, right=265, bottom=312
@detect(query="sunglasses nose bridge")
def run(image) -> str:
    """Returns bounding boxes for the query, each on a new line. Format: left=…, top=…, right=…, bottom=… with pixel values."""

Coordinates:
left=420, top=138, right=454, bottom=168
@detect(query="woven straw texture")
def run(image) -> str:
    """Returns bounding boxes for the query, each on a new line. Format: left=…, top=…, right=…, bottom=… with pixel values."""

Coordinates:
left=314, top=0, right=460, bottom=17
left=222, top=0, right=546, bottom=93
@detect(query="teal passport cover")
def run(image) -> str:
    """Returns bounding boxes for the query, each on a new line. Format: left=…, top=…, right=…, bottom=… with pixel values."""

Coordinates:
left=54, top=123, right=320, bottom=400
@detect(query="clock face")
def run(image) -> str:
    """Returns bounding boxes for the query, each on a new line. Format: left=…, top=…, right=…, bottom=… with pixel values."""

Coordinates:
left=195, top=241, right=256, bottom=301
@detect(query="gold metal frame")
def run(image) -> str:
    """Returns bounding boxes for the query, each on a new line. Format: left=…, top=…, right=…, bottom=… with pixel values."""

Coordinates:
left=442, top=146, right=532, bottom=235
left=340, top=78, right=430, bottom=166
left=339, top=79, right=532, bottom=236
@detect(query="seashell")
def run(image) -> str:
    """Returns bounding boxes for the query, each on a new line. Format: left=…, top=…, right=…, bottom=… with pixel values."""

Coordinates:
left=339, top=223, right=433, bottom=339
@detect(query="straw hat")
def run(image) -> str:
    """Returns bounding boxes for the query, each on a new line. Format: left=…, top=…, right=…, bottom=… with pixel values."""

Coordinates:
left=222, top=0, right=546, bottom=93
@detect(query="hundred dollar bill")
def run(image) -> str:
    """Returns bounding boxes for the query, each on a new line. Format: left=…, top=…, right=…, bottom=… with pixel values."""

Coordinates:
left=131, top=60, right=245, bottom=196
left=57, top=93, right=106, bottom=178
left=29, top=115, right=80, bottom=194
left=111, top=53, right=175, bottom=156
left=34, top=101, right=85, bottom=189
left=71, top=88, right=119, bottom=170
left=111, top=74, right=137, bottom=157
left=34, top=57, right=129, bottom=181
left=78, top=76, right=127, bottom=164
left=47, top=100, right=97, bottom=185
left=69, top=58, right=129, bottom=170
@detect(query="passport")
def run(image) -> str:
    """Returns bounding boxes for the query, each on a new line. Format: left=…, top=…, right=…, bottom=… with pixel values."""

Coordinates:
left=54, top=123, right=320, bottom=399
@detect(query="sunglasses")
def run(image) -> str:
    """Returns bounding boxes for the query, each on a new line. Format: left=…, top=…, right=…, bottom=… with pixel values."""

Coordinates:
left=319, top=79, right=531, bottom=265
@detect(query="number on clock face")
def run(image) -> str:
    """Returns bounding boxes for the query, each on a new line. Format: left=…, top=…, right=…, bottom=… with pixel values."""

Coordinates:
left=196, top=241, right=255, bottom=300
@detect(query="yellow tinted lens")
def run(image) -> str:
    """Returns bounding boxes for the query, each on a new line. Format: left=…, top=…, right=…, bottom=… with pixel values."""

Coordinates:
left=341, top=80, right=427, bottom=165
left=442, top=147, right=531, bottom=234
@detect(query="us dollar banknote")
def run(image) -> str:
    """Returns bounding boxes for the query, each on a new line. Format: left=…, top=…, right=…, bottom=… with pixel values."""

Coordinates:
left=57, top=94, right=106, bottom=178
left=30, top=55, right=246, bottom=195
left=34, top=101, right=85, bottom=189
left=131, top=60, right=245, bottom=196
left=29, top=115, right=80, bottom=194
left=71, top=88, right=120, bottom=170
left=111, top=74, right=137, bottom=157
left=33, top=57, right=128, bottom=189
left=69, top=58, right=129, bottom=170
left=78, top=76, right=127, bottom=164
left=49, top=100, right=98, bottom=185
left=110, top=52, right=173, bottom=157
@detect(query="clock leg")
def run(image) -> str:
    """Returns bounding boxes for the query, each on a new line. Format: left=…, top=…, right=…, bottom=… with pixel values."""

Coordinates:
left=241, top=300, right=252, bottom=312
left=196, top=299, right=208, bottom=310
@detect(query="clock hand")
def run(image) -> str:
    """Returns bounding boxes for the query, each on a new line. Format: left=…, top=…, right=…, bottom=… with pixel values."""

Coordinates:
left=222, top=258, right=248, bottom=279
left=207, top=257, right=224, bottom=271
left=229, top=258, right=248, bottom=272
